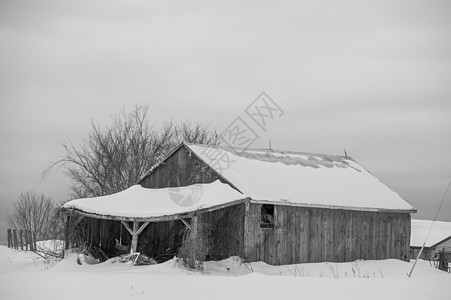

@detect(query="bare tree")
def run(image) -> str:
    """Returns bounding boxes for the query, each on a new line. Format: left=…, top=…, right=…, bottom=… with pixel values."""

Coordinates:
left=45, top=105, right=218, bottom=199
left=8, top=191, right=61, bottom=241
left=175, top=121, right=219, bottom=145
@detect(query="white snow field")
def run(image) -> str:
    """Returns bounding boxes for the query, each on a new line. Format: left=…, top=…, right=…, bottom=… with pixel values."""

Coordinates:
left=1, top=245, right=450, bottom=300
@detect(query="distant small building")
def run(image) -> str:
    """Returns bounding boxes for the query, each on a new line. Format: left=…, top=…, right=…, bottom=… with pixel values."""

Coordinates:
left=410, top=219, right=451, bottom=263
left=63, top=143, right=416, bottom=265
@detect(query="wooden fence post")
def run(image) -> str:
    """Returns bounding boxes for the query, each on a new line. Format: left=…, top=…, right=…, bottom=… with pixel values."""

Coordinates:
left=24, top=230, right=29, bottom=251
left=7, top=229, right=12, bottom=248
left=19, top=230, right=23, bottom=250
left=33, top=232, right=37, bottom=251
left=13, top=229, right=18, bottom=249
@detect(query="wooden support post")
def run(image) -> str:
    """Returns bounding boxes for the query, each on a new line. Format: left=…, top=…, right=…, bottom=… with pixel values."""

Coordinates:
left=13, top=230, right=18, bottom=250
left=19, top=230, right=23, bottom=250
left=131, top=221, right=139, bottom=253
left=121, top=221, right=150, bottom=254
left=7, top=229, right=12, bottom=248
left=191, top=216, right=198, bottom=239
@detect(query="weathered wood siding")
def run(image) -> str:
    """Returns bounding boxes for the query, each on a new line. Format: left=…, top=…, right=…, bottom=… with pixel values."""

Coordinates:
left=70, top=203, right=245, bottom=261
left=244, top=203, right=411, bottom=265
left=140, top=145, right=223, bottom=188
left=200, top=203, right=245, bottom=260
left=138, top=220, right=186, bottom=258
left=70, top=216, right=186, bottom=260
left=72, top=217, right=127, bottom=257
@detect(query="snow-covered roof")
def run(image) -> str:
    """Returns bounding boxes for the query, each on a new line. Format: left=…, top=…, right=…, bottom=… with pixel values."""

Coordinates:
left=410, top=219, right=451, bottom=248
left=63, top=180, right=247, bottom=221
left=186, top=143, right=416, bottom=213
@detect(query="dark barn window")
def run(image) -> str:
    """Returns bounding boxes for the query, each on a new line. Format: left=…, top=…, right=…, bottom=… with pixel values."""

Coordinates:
left=260, top=204, right=274, bottom=228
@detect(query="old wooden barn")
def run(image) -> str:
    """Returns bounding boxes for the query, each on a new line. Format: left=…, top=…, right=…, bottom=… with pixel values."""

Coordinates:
left=63, top=143, right=416, bottom=265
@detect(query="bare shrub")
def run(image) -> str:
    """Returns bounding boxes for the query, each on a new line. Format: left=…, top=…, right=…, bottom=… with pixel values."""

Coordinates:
left=44, top=105, right=218, bottom=199
left=178, top=218, right=213, bottom=271
left=8, top=191, right=64, bottom=241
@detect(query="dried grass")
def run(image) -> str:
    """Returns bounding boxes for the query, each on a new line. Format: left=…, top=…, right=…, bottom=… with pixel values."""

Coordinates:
left=177, top=219, right=213, bottom=271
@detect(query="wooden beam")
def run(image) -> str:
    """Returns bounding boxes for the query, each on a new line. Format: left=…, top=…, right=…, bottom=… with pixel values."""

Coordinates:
left=180, top=218, right=191, bottom=230
left=135, top=221, right=150, bottom=236
left=121, top=221, right=133, bottom=235
left=72, top=215, right=84, bottom=228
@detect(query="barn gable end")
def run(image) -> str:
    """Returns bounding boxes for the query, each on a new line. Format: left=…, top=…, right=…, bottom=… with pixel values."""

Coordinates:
left=139, top=144, right=234, bottom=190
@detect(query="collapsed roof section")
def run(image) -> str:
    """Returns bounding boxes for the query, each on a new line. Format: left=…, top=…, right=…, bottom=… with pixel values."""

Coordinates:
left=62, top=180, right=247, bottom=221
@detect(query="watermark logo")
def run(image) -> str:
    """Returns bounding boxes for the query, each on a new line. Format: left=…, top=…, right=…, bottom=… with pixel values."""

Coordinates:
left=170, top=92, right=284, bottom=207
left=168, top=184, right=203, bottom=207
left=219, top=116, right=259, bottom=149
left=200, top=146, right=235, bottom=175
left=245, top=92, right=284, bottom=131
left=200, top=92, right=283, bottom=175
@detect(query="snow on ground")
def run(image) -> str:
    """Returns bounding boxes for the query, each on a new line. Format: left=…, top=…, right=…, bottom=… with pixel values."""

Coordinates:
left=1, top=246, right=450, bottom=300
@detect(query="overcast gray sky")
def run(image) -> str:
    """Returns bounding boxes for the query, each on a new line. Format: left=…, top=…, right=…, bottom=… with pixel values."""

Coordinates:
left=1, top=0, right=450, bottom=243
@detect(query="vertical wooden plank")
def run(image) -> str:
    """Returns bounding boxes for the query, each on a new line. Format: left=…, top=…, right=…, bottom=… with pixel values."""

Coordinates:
left=355, top=213, right=362, bottom=260
left=332, top=210, right=339, bottom=262
left=293, top=207, right=299, bottom=263
left=285, top=206, right=293, bottom=264
left=319, top=209, right=325, bottom=262
left=308, top=208, right=314, bottom=262
left=299, top=207, right=307, bottom=263
left=394, top=214, right=400, bottom=259
left=276, top=206, right=288, bottom=265
left=355, top=213, right=361, bottom=260
left=255, top=204, right=262, bottom=262
left=243, top=200, right=251, bottom=260
left=339, top=211, right=344, bottom=261
left=405, top=213, right=411, bottom=261
left=363, top=212, right=370, bottom=260
left=369, top=212, right=374, bottom=260
left=336, top=209, right=345, bottom=262
left=346, top=211, right=351, bottom=261
left=315, top=209, right=322, bottom=263
left=387, top=214, right=392, bottom=259
left=310, top=209, right=316, bottom=263
left=377, top=213, right=385, bottom=259
left=326, top=210, right=333, bottom=262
